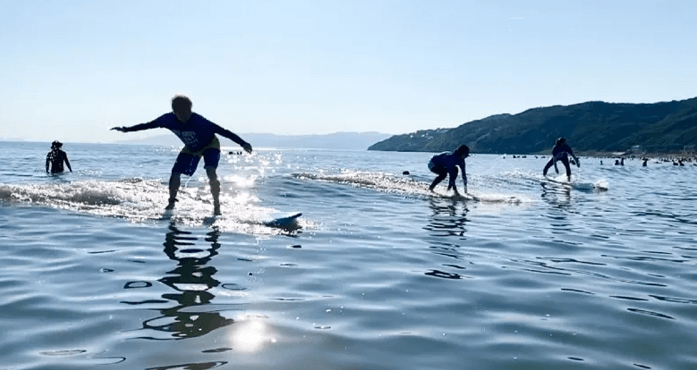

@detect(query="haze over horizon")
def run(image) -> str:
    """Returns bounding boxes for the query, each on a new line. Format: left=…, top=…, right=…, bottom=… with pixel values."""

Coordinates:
left=2, top=1, right=695, bottom=143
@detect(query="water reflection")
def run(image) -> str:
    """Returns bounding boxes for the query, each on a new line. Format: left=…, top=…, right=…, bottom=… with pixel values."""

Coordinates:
left=422, top=198, right=471, bottom=280
left=540, top=182, right=572, bottom=209
left=129, top=222, right=235, bottom=340
left=423, top=197, right=470, bottom=237
left=145, top=361, right=228, bottom=370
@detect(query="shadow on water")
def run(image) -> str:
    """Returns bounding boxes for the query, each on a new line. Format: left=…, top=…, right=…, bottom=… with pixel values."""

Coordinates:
left=123, top=222, right=238, bottom=342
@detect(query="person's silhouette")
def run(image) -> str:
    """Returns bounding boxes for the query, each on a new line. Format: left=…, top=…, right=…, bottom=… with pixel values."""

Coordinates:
left=428, top=145, right=470, bottom=196
left=543, top=137, right=579, bottom=181
left=112, top=95, right=252, bottom=215
left=45, top=141, right=72, bottom=174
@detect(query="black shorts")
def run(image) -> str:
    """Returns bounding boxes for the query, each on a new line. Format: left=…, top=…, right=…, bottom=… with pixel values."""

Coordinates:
left=428, top=161, right=446, bottom=175
left=172, top=147, right=221, bottom=176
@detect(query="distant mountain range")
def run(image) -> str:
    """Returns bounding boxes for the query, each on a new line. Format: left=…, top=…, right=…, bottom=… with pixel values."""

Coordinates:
left=117, top=132, right=391, bottom=150
left=369, top=97, right=697, bottom=154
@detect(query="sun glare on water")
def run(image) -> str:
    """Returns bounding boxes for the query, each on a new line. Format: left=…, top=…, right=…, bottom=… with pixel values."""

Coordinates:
left=228, top=315, right=277, bottom=353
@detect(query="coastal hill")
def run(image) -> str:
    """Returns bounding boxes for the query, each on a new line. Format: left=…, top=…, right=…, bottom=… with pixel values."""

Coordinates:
left=368, top=97, right=697, bottom=154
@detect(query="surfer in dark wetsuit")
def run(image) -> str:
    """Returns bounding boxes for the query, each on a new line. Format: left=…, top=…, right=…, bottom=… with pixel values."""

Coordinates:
left=543, top=137, right=580, bottom=182
left=111, top=95, right=252, bottom=215
left=428, top=145, right=469, bottom=196
left=45, top=141, right=72, bottom=174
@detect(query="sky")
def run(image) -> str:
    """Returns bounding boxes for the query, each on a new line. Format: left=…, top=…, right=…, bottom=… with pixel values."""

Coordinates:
left=1, top=0, right=695, bottom=143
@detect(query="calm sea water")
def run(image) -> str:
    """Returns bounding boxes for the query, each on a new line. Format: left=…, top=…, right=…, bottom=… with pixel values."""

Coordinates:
left=1, top=141, right=696, bottom=370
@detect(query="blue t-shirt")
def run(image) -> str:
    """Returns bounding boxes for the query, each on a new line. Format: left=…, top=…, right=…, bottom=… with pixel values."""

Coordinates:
left=126, top=112, right=246, bottom=152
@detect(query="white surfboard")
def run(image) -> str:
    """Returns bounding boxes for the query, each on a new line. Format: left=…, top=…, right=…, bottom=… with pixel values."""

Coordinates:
left=433, top=191, right=479, bottom=201
left=264, top=212, right=302, bottom=229
left=543, top=176, right=573, bottom=187
left=543, top=176, right=606, bottom=191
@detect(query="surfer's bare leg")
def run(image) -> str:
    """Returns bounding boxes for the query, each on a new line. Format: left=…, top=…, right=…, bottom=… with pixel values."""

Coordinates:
left=429, top=172, right=447, bottom=191
left=206, top=167, right=221, bottom=215
left=167, top=172, right=181, bottom=210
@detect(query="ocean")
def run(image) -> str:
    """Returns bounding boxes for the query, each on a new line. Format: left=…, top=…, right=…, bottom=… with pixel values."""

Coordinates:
left=1, top=141, right=696, bottom=370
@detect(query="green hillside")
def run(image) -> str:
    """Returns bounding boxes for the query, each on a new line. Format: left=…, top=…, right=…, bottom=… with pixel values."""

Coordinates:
left=368, top=98, right=697, bottom=154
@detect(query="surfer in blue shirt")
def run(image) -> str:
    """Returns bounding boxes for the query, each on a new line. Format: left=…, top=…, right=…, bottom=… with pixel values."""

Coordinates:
left=428, top=145, right=469, bottom=196
left=46, top=141, right=72, bottom=174
left=112, top=95, right=253, bottom=215
left=543, top=137, right=580, bottom=182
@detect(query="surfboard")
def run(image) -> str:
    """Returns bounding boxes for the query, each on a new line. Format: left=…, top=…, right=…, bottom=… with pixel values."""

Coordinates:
left=543, top=176, right=607, bottom=191
left=264, top=212, right=302, bottom=229
left=433, top=191, right=478, bottom=201
left=455, top=192, right=479, bottom=201
left=543, top=176, right=572, bottom=187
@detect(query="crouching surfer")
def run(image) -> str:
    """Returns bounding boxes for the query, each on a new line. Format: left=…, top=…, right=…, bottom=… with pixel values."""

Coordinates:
left=428, top=145, right=470, bottom=196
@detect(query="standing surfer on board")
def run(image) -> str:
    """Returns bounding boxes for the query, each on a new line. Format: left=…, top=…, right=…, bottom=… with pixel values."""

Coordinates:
left=428, top=145, right=470, bottom=196
left=543, top=137, right=580, bottom=182
left=111, top=95, right=252, bottom=215
left=46, top=141, right=72, bottom=174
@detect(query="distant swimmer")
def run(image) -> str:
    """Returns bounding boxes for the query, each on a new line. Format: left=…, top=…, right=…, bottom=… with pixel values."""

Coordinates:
left=542, top=137, right=579, bottom=182
left=111, top=95, right=253, bottom=215
left=428, top=145, right=469, bottom=196
left=45, top=141, right=72, bottom=174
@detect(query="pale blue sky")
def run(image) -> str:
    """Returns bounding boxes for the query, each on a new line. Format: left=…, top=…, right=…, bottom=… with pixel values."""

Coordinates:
left=1, top=0, right=695, bottom=143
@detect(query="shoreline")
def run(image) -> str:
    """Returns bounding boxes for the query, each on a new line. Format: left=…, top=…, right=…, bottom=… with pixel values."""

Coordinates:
left=576, top=151, right=696, bottom=160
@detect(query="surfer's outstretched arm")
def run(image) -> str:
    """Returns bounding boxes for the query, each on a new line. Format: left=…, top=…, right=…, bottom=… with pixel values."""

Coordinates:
left=213, top=124, right=253, bottom=154
left=64, top=155, right=72, bottom=172
left=561, top=145, right=580, bottom=168
left=111, top=121, right=160, bottom=133
left=569, top=149, right=580, bottom=167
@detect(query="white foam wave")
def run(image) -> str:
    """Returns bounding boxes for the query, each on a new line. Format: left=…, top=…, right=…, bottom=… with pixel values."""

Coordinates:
left=293, top=171, right=528, bottom=204
left=293, top=171, right=432, bottom=196
left=502, top=170, right=609, bottom=192
left=0, top=180, right=305, bottom=234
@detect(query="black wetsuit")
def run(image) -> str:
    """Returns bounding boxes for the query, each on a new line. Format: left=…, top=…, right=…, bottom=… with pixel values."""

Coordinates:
left=46, top=149, right=71, bottom=173
left=543, top=143, right=576, bottom=178
left=428, top=151, right=467, bottom=191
